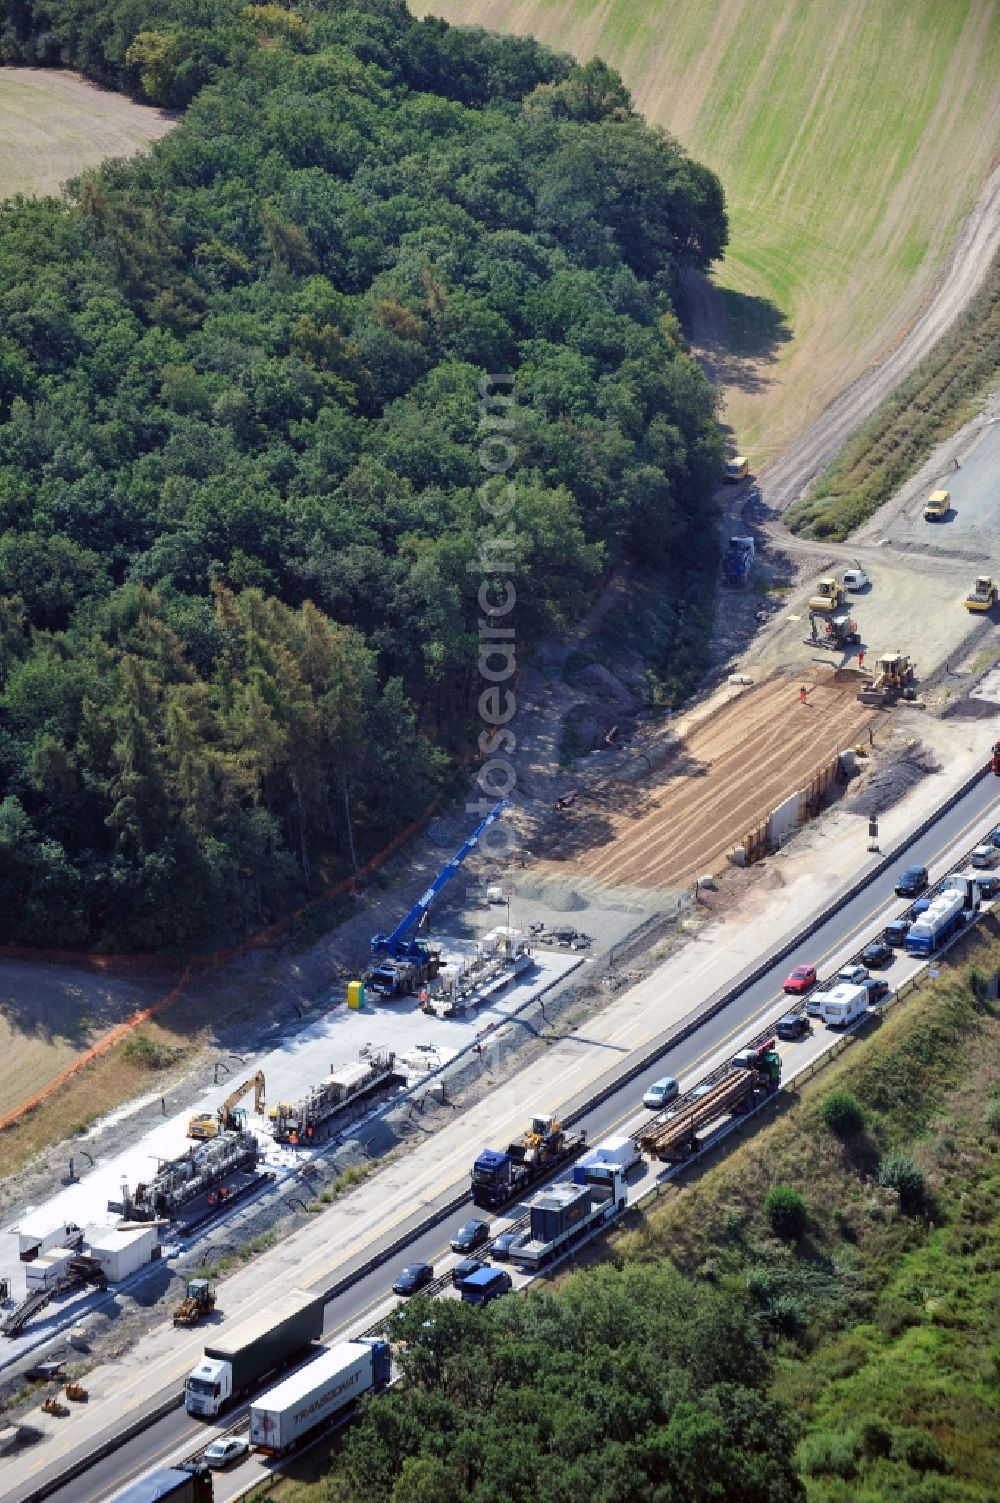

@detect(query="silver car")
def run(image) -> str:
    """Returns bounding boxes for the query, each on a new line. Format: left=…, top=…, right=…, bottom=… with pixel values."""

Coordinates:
left=204, top=1437, right=249, bottom=1469
left=643, top=1076, right=679, bottom=1111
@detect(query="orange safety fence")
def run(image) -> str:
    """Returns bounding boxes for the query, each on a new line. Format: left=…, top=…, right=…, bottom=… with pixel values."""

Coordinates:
left=0, top=796, right=443, bottom=1134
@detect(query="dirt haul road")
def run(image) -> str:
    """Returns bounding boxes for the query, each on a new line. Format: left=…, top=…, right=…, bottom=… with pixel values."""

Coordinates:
left=540, top=671, right=875, bottom=890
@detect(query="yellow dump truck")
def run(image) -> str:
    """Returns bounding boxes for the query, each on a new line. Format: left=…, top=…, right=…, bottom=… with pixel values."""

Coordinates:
left=965, top=576, right=997, bottom=613
left=723, top=455, right=749, bottom=483
left=924, top=489, right=950, bottom=521
left=808, top=577, right=846, bottom=612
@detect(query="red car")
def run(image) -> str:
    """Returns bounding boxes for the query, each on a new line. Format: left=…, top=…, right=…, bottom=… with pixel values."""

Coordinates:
left=782, top=964, right=817, bottom=995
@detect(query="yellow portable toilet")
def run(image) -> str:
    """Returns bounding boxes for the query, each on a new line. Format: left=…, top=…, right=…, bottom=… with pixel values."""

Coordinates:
left=347, top=979, right=365, bottom=1010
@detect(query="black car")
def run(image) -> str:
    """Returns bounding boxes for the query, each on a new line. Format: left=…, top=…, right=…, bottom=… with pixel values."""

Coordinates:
left=894, top=864, right=928, bottom=898
left=393, top=1262, right=434, bottom=1296
left=450, top=1219, right=490, bottom=1254
left=775, top=1013, right=809, bottom=1041
left=883, top=918, right=911, bottom=948
left=490, top=1230, right=529, bottom=1262
left=451, top=1256, right=487, bottom=1287
left=861, top=940, right=893, bottom=969
left=862, top=977, right=890, bottom=1003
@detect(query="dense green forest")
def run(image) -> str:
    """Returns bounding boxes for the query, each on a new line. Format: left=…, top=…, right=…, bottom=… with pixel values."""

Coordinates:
left=335, top=1265, right=803, bottom=1503
left=0, top=0, right=727, bottom=951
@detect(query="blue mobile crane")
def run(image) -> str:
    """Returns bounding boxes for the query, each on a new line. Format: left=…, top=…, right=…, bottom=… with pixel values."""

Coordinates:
left=366, top=798, right=511, bottom=997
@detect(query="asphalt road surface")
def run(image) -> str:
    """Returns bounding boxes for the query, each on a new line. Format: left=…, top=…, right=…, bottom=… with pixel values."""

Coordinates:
left=25, top=768, right=1000, bottom=1503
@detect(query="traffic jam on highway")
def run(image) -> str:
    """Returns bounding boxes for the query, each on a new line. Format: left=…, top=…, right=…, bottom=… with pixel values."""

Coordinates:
left=104, top=785, right=1000, bottom=1503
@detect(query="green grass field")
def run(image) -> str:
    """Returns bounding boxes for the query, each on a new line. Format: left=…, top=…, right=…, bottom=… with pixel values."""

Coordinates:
left=418, top=0, right=1000, bottom=459
left=0, top=68, right=174, bottom=200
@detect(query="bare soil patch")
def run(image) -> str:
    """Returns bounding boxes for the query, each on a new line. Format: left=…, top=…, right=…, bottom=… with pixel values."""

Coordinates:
left=0, top=69, right=174, bottom=199
left=537, top=670, right=875, bottom=889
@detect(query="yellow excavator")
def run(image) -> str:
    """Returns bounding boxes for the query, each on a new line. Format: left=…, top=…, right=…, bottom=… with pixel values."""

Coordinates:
left=173, top=1278, right=216, bottom=1327
left=188, top=1071, right=265, bottom=1141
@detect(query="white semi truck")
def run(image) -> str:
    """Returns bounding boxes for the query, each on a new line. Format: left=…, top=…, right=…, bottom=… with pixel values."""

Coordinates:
left=185, top=1288, right=324, bottom=1417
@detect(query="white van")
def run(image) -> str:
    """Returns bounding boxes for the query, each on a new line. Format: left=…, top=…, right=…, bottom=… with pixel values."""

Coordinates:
left=819, top=982, right=869, bottom=1029
left=842, top=568, right=868, bottom=591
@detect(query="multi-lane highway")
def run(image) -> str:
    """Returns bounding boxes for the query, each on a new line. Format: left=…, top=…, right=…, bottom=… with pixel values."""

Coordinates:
left=16, top=765, right=1000, bottom=1503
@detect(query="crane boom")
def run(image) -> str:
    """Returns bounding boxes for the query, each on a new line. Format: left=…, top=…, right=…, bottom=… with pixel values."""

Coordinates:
left=371, top=798, right=511, bottom=959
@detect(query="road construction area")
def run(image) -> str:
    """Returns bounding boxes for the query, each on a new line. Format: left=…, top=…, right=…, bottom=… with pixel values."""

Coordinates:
left=539, top=670, right=875, bottom=890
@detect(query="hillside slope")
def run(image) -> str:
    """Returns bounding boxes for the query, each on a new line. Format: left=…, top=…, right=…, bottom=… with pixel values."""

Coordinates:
left=417, top=0, right=1000, bottom=461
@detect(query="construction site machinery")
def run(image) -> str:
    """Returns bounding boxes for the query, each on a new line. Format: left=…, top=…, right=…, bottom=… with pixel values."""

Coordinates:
left=965, top=575, right=997, bottom=613
left=856, top=652, right=916, bottom=706
left=638, top=1044, right=781, bottom=1163
left=924, top=488, right=950, bottom=520
left=122, top=1129, right=259, bottom=1222
left=722, top=535, right=755, bottom=588
left=723, top=455, right=750, bottom=483
left=808, top=612, right=859, bottom=650
left=188, top=1071, right=265, bottom=1141
left=508, top=1162, right=627, bottom=1271
left=367, top=797, right=511, bottom=998
left=808, top=577, right=846, bottom=612
left=471, top=1113, right=587, bottom=1209
left=174, top=1279, right=217, bottom=1327
left=1, top=1256, right=108, bottom=1338
left=270, top=1049, right=396, bottom=1145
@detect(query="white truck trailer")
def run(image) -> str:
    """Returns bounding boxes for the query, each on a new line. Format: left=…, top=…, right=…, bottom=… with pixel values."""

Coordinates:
left=819, top=982, right=869, bottom=1029
left=250, top=1339, right=391, bottom=1455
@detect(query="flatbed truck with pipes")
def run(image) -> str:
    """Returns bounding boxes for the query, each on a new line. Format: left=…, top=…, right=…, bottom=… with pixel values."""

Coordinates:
left=185, top=1288, right=325, bottom=1417
left=508, top=1162, right=627, bottom=1271
left=471, top=1113, right=587, bottom=1209
left=639, top=1042, right=781, bottom=1162
left=250, top=1339, right=391, bottom=1456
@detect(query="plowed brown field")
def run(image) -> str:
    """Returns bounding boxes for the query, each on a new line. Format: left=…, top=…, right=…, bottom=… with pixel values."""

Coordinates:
left=542, top=671, right=875, bottom=889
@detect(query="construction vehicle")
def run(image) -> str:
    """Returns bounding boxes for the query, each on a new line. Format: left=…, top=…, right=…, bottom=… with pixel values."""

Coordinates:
left=723, top=455, right=750, bottom=483
left=508, top=1161, right=627, bottom=1271
left=808, top=577, right=846, bottom=612
left=122, top=1129, right=260, bottom=1222
left=965, top=575, right=997, bottom=612
left=924, top=488, right=950, bottom=521
left=638, top=1043, right=781, bottom=1162
left=269, top=1049, right=396, bottom=1145
left=188, top=1071, right=265, bottom=1141
left=856, top=652, right=915, bottom=706
left=722, top=535, right=755, bottom=587
left=186, top=1288, right=325, bottom=1418
left=808, top=612, right=859, bottom=650
left=174, top=1279, right=216, bottom=1327
left=471, top=1113, right=587, bottom=1209
left=366, top=798, right=510, bottom=998
left=64, top=1381, right=88, bottom=1401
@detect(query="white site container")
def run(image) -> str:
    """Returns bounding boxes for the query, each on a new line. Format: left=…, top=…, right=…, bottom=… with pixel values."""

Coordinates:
left=18, top=1219, right=82, bottom=1261
left=86, top=1224, right=160, bottom=1282
left=25, top=1247, right=77, bottom=1289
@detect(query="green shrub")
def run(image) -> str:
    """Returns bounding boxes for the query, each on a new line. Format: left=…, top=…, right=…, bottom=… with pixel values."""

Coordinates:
left=875, top=1296, right=922, bottom=1340
left=858, top=1417, right=894, bottom=1458
left=764, top=1185, right=808, bottom=1240
left=891, top=1429, right=951, bottom=1474
left=877, top=1151, right=926, bottom=1209
left=122, top=1031, right=172, bottom=1070
left=820, top=1088, right=866, bottom=1136
left=983, top=1094, right=1000, bottom=1134
left=798, top=1429, right=860, bottom=1478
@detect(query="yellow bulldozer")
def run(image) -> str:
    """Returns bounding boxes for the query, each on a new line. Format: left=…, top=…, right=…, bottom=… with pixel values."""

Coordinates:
left=188, top=1071, right=265, bottom=1140
left=857, top=652, right=916, bottom=706
left=173, top=1278, right=216, bottom=1327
